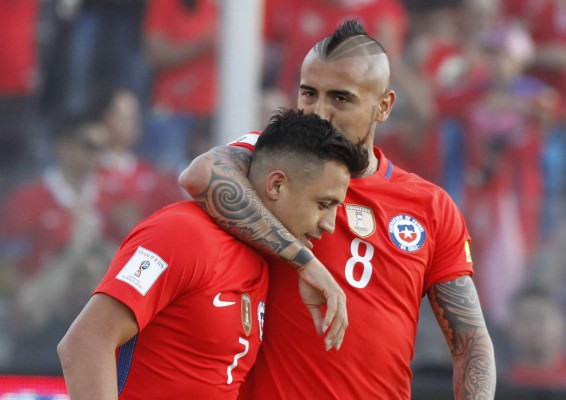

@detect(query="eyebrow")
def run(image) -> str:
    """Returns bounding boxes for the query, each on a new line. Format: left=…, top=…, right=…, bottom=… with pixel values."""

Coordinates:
left=299, top=84, right=356, bottom=99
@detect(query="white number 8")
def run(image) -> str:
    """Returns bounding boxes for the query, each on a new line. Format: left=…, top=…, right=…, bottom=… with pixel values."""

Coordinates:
left=345, top=238, right=374, bottom=288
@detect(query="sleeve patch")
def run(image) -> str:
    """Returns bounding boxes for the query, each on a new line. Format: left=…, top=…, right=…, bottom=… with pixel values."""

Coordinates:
left=227, top=133, right=259, bottom=147
left=116, top=246, right=169, bottom=296
left=465, top=240, right=472, bottom=263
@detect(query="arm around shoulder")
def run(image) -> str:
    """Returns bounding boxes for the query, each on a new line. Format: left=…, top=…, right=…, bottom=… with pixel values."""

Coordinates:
left=58, top=294, right=139, bottom=400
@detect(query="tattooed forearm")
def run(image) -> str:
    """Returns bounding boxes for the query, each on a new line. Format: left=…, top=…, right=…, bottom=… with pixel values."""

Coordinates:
left=192, top=154, right=312, bottom=269
left=428, top=276, right=496, bottom=400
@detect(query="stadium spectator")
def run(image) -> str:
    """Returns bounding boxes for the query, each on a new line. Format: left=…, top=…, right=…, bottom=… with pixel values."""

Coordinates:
left=0, top=115, right=113, bottom=374
left=141, top=0, right=218, bottom=172
left=462, top=16, right=559, bottom=327
left=179, top=19, right=496, bottom=399
left=57, top=109, right=368, bottom=399
left=406, top=0, right=492, bottom=202
left=63, top=0, right=149, bottom=116
left=89, top=87, right=183, bottom=242
left=503, top=0, right=566, bottom=236
left=0, top=116, right=111, bottom=281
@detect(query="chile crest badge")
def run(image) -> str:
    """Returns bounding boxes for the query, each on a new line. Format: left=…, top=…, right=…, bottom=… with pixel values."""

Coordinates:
left=388, top=214, right=426, bottom=252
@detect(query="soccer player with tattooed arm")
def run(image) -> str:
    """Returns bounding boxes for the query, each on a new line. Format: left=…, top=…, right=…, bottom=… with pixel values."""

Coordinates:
left=179, top=20, right=497, bottom=399
left=57, top=109, right=368, bottom=400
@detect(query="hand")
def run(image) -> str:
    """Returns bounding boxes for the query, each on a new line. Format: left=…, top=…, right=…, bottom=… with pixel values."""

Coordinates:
left=297, top=258, right=348, bottom=351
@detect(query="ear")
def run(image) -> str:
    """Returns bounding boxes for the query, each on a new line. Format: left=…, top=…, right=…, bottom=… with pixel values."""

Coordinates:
left=375, top=90, right=396, bottom=122
left=265, top=170, right=287, bottom=200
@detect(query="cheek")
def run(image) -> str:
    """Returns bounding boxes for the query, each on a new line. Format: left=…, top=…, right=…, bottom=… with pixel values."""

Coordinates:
left=293, top=206, right=320, bottom=231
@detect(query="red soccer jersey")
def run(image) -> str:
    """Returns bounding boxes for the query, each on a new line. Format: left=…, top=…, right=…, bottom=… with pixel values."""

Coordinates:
left=94, top=201, right=268, bottom=399
left=232, top=134, right=473, bottom=399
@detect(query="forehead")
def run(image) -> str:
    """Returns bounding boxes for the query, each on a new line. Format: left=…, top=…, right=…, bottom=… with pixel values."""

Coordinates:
left=300, top=55, right=384, bottom=96
left=302, top=55, right=368, bottom=84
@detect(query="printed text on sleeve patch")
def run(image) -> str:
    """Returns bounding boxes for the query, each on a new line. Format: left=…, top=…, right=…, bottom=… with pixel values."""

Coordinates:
left=116, top=246, right=169, bottom=296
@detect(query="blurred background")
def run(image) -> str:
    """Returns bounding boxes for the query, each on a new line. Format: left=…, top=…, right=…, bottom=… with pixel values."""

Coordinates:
left=1, top=0, right=566, bottom=398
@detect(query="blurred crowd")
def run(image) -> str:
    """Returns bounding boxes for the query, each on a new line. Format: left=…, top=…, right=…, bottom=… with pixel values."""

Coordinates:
left=0, top=0, right=565, bottom=395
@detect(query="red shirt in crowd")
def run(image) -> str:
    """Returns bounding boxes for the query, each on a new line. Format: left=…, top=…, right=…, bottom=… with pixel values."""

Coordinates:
left=143, top=0, right=218, bottom=115
left=0, top=0, right=38, bottom=95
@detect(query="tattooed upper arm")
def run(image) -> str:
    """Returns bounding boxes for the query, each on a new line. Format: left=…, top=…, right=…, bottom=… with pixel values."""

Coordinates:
left=179, top=145, right=252, bottom=199
left=192, top=145, right=313, bottom=269
left=210, top=146, right=253, bottom=177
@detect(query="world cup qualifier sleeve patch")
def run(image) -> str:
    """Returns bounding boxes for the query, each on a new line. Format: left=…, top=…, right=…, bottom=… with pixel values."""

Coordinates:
left=388, top=214, right=426, bottom=252
left=116, top=246, right=169, bottom=295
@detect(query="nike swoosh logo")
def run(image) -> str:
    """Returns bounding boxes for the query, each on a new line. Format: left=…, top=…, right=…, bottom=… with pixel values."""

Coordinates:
left=213, top=293, right=236, bottom=307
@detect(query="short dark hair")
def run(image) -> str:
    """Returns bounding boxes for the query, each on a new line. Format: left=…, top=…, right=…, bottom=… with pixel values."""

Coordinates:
left=255, top=108, right=368, bottom=177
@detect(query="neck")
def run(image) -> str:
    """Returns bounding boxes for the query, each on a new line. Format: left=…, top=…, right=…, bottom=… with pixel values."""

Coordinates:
left=363, top=149, right=379, bottom=177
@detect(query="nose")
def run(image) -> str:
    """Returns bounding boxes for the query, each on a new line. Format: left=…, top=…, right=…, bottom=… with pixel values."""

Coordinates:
left=319, top=209, right=337, bottom=234
left=313, top=100, right=332, bottom=123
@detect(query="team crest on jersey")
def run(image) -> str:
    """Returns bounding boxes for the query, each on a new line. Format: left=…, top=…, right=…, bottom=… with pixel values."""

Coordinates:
left=241, top=293, right=252, bottom=337
left=388, top=214, right=426, bottom=252
left=345, top=204, right=375, bottom=238
left=257, top=301, right=265, bottom=341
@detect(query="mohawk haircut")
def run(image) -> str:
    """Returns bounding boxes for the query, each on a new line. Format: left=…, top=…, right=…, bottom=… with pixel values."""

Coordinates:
left=313, top=19, right=386, bottom=61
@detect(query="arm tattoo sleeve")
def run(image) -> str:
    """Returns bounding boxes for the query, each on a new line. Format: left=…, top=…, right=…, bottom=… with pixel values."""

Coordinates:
left=192, top=147, right=313, bottom=269
left=427, top=276, right=496, bottom=399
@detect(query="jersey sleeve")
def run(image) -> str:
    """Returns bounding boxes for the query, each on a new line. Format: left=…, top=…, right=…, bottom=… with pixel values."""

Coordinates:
left=424, top=189, right=474, bottom=292
left=94, top=208, right=212, bottom=330
left=226, top=131, right=261, bottom=152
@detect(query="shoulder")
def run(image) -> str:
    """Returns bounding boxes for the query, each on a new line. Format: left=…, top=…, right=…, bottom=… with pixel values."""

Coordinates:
left=133, top=201, right=228, bottom=244
left=376, top=152, right=460, bottom=214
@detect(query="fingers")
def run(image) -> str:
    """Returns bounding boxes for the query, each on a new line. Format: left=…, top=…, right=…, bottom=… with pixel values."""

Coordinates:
left=305, top=304, right=325, bottom=336
left=297, top=259, right=349, bottom=351
left=323, top=295, right=348, bottom=351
